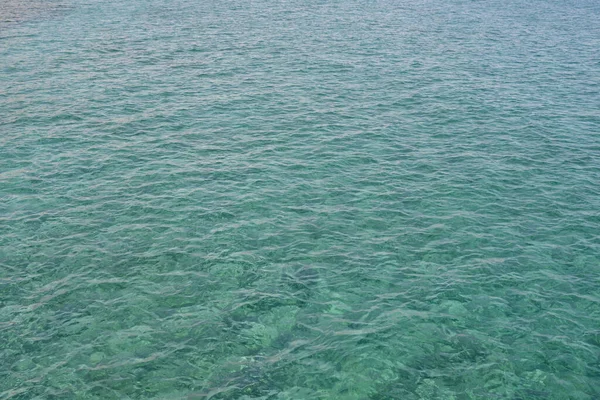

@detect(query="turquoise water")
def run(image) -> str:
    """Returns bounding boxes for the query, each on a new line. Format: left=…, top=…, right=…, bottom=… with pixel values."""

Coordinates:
left=1, top=0, right=600, bottom=398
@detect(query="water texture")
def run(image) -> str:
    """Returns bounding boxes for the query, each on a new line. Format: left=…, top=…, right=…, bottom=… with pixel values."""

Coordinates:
left=1, top=0, right=600, bottom=398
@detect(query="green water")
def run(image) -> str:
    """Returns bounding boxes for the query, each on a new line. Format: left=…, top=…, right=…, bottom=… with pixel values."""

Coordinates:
left=1, top=0, right=599, bottom=398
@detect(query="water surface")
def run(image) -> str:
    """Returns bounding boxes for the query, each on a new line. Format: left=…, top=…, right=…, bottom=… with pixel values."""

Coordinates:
left=1, top=0, right=600, bottom=398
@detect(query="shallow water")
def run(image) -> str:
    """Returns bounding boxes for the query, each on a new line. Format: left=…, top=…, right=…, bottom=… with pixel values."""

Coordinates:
left=1, top=0, right=600, bottom=398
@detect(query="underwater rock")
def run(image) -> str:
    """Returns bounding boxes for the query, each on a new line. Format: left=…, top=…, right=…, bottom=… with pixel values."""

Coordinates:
left=415, top=379, right=456, bottom=400
left=282, top=265, right=320, bottom=290
left=449, top=332, right=487, bottom=361
left=434, top=300, right=470, bottom=319
left=13, top=357, right=36, bottom=371
left=200, top=355, right=274, bottom=399
left=239, top=322, right=279, bottom=353
left=89, top=352, right=105, bottom=364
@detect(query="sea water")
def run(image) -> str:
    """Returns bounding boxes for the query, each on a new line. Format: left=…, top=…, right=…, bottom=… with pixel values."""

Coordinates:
left=1, top=0, right=599, bottom=398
